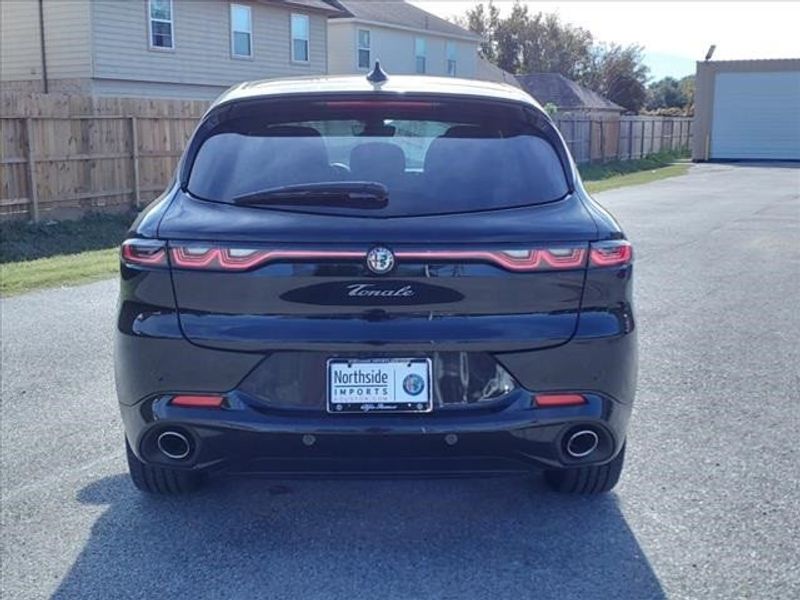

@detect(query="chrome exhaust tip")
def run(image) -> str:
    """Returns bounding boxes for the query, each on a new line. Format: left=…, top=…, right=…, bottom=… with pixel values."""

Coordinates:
left=156, top=430, right=192, bottom=460
left=565, top=429, right=599, bottom=458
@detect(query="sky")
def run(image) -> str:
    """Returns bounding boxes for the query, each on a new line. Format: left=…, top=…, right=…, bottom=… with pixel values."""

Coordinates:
left=409, top=1, right=800, bottom=80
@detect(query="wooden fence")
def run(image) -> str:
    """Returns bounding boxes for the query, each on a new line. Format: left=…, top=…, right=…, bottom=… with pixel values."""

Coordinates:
left=1, top=93, right=209, bottom=221
left=555, top=115, right=693, bottom=164
left=1, top=93, right=693, bottom=222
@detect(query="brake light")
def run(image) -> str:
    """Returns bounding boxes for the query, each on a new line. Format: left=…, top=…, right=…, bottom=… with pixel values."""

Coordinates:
left=171, top=394, right=225, bottom=408
left=535, top=393, right=586, bottom=407
left=395, top=248, right=587, bottom=272
left=320, top=101, right=441, bottom=110
left=589, top=241, right=633, bottom=267
left=167, top=245, right=588, bottom=273
left=170, top=247, right=362, bottom=271
left=121, top=239, right=167, bottom=267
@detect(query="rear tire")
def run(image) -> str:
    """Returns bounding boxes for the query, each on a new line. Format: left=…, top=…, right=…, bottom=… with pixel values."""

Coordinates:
left=544, top=443, right=626, bottom=494
left=125, top=439, right=203, bottom=494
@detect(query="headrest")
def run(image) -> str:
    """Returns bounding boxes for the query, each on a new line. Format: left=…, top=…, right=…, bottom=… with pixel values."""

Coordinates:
left=350, top=142, right=406, bottom=177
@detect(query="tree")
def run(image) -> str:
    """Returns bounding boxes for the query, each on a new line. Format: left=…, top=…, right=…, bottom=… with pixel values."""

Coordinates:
left=458, top=2, right=650, bottom=113
left=457, top=1, right=500, bottom=62
left=645, top=75, right=695, bottom=114
left=587, top=44, right=650, bottom=113
left=647, top=77, right=688, bottom=110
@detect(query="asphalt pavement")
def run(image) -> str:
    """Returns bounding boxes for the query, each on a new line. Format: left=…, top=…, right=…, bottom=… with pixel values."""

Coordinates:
left=1, top=163, right=799, bottom=599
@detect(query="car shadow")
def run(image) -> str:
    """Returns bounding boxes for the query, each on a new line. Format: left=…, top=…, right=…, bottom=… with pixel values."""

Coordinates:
left=53, top=473, right=665, bottom=599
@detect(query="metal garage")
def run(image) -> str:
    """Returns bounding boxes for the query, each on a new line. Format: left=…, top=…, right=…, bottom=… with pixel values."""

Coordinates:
left=693, top=59, right=800, bottom=161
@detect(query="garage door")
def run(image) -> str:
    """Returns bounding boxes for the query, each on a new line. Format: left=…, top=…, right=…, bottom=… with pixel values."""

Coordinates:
left=711, top=71, right=800, bottom=160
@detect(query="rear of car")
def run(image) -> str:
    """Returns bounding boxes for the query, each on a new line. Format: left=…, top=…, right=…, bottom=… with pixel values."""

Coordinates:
left=115, top=75, right=636, bottom=495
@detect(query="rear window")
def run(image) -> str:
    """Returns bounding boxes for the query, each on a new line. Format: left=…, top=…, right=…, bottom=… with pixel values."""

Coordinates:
left=186, top=97, right=570, bottom=216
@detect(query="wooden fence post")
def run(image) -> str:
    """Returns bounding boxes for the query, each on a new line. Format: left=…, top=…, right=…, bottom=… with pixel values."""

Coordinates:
left=628, top=120, right=633, bottom=160
left=640, top=121, right=646, bottom=158
left=599, top=120, right=605, bottom=162
left=24, top=117, right=40, bottom=223
left=650, top=119, right=656, bottom=154
left=130, top=116, right=141, bottom=209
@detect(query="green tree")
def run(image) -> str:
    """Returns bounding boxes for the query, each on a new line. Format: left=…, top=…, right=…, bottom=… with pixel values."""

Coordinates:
left=457, top=1, right=500, bottom=62
left=587, top=43, right=650, bottom=113
left=459, top=2, right=650, bottom=113
left=647, top=77, right=688, bottom=110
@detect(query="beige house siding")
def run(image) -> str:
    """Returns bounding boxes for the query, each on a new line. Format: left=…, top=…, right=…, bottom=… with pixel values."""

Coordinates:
left=1, top=0, right=92, bottom=91
left=327, top=21, right=477, bottom=78
left=692, top=58, right=800, bottom=160
left=327, top=21, right=357, bottom=74
left=90, top=0, right=327, bottom=98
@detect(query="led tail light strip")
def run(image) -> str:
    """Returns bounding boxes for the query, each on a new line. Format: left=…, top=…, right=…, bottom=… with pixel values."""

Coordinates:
left=122, top=241, right=630, bottom=272
left=170, top=247, right=364, bottom=271
left=395, top=248, right=587, bottom=271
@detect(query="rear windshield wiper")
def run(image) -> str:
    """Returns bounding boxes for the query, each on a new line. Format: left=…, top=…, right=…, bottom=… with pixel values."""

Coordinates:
left=232, top=181, right=388, bottom=209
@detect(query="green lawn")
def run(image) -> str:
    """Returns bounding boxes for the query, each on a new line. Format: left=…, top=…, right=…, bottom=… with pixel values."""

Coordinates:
left=584, top=163, right=690, bottom=193
left=1, top=248, right=119, bottom=296
left=1, top=153, right=692, bottom=296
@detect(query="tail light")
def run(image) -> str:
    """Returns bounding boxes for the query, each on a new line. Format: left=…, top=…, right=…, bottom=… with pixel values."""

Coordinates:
left=121, top=239, right=167, bottom=267
left=170, top=247, right=362, bottom=271
left=167, top=245, right=589, bottom=273
left=395, top=248, right=587, bottom=271
left=589, top=240, right=633, bottom=267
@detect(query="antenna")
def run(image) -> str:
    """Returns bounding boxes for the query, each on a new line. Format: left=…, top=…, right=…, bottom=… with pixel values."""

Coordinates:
left=705, top=45, right=716, bottom=61
left=366, top=61, right=389, bottom=84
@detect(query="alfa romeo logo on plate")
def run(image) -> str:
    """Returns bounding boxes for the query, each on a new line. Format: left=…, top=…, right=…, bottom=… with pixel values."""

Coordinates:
left=366, top=246, right=395, bottom=275
left=403, top=373, right=425, bottom=396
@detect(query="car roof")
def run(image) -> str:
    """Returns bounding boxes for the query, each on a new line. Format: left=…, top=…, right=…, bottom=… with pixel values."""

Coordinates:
left=211, top=74, right=543, bottom=111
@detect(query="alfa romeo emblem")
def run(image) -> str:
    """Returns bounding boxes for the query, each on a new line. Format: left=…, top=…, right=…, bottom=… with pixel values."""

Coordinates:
left=403, top=374, right=425, bottom=396
left=366, top=246, right=395, bottom=274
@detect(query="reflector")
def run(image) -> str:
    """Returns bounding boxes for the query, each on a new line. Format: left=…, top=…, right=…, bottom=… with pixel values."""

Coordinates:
left=535, top=393, right=586, bottom=407
left=171, top=394, right=225, bottom=408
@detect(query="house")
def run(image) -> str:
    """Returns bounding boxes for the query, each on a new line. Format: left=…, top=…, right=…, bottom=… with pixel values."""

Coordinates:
left=476, top=56, right=521, bottom=88
left=326, top=1, right=481, bottom=78
left=0, top=0, right=347, bottom=99
left=515, top=73, right=624, bottom=118
left=692, top=58, right=800, bottom=161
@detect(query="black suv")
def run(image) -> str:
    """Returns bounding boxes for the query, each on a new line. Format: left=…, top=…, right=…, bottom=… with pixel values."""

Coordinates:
left=116, top=68, right=637, bottom=495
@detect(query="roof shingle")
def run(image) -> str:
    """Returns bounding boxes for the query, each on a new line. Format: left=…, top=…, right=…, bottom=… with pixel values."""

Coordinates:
left=515, top=73, right=624, bottom=112
left=332, top=1, right=481, bottom=40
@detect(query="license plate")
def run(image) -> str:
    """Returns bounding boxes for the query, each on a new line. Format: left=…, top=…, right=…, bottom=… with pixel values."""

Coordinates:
left=327, top=358, right=432, bottom=414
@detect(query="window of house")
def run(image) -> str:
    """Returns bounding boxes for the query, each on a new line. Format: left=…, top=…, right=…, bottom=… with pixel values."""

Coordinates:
left=357, top=29, right=371, bottom=70
left=148, top=0, right=174, bottom=49
left=230, top=4, right=252, bottom=58
left=291, top=14, right=309, bottom=62
left=415, top=37, right=426, bottom=74
left=446, top=41, right=457, bottom=76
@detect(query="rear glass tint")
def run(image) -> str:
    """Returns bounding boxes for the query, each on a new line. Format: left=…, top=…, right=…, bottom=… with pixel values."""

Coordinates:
left=187, top=98, right=570, bottom=216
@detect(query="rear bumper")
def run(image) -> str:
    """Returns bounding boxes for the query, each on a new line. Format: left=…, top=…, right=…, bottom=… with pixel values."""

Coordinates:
left=120, top=388, right=631, bottom=474
left=116, top=294, right=636, bottom=475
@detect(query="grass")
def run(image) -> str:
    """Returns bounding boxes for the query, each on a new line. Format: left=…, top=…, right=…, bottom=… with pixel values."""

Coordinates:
left=0, top=212, right=132, bottom=296
left=1, top=248, right=119, bottom=296
left=580, top=149, right=690, bottom=193
left=584, top=163, right=690, bottom=193
left=1, top=151, right=692, bottom=296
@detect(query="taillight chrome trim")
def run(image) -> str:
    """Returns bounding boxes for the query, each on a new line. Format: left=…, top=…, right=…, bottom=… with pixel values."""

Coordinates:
left=121, top=239, right=167, bottom=267
left=589, top=240, right=633, bottom=268
left=167, top=245, right=589, bottom=273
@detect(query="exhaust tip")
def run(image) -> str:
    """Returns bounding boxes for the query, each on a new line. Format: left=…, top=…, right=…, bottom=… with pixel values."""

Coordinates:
left=156, top=430, right=192, bottom=460
left=565, top=429, right=599, bottom=458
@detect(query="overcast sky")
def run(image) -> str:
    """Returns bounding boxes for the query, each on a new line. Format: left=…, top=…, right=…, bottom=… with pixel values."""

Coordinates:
left=409, top=1, right=800, bottom=80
